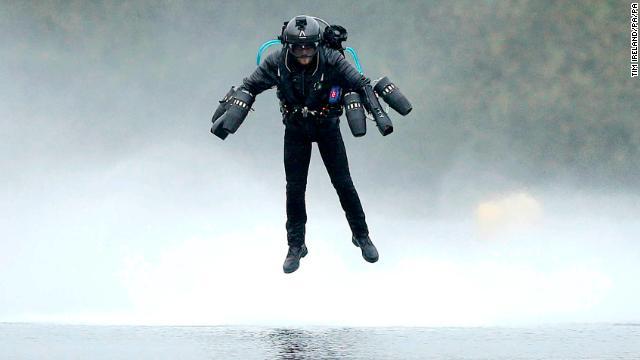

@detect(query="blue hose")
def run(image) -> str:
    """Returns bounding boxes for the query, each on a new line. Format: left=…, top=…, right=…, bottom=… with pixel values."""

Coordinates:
left=256, top=40, right=281, bottom=65
left=345, top=47, right=363, bottom=74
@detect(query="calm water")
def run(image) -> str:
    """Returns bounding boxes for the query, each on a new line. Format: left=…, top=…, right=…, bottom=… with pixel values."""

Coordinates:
left=1, top=323, right=639, bottom=359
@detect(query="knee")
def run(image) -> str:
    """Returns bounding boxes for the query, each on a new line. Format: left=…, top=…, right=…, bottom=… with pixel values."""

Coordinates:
left=286, top=180, right=307, bottom=194
left=331, top=176, right=355, bottom=192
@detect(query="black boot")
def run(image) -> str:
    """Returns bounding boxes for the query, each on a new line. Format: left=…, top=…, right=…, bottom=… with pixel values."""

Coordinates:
left=283, top=244, right=308, bottom=273
left=352, top=235, right=379, bottom=263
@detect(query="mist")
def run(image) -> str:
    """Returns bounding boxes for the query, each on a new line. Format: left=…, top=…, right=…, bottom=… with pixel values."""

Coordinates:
left=1, top=0, right=638, bottom=326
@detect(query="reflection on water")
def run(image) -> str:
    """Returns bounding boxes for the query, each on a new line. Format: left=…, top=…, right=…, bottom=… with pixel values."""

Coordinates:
left=1, top=323, right=640, bottom=359
left=267, top=328, right=355, bottom=359
left=269, top=328, right=310, bottom=359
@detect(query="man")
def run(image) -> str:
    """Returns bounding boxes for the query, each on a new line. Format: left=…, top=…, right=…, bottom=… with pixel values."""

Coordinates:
left=215, top=15, right=379, bottom=273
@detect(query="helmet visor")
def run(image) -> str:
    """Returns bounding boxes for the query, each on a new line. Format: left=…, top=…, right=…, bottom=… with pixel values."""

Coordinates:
left=289, top=43, right=318, bottom=58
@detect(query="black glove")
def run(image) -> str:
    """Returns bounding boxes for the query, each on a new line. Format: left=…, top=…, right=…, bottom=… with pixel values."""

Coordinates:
left=211, top=87, right=256, bottom=140
left=217, top=88, right=255, bottom=134
left=210, top=86, right=237, bottom=140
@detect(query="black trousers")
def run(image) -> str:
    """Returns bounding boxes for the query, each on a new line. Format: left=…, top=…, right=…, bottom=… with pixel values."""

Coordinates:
left=283, top=115, right=369, bottom=246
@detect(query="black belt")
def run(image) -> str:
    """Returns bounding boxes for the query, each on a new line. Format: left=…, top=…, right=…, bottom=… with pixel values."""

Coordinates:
left=280, top=103, right=343, bottom=119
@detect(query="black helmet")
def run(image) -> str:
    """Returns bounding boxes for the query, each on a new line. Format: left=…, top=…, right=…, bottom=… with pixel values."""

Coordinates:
left=281, top=15, right=322, bottom=58
left=283, top=15, right=322, bottom=44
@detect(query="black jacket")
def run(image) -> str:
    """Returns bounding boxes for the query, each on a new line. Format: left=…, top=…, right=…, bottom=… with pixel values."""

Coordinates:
left=239, top=46, right=371, bottom=112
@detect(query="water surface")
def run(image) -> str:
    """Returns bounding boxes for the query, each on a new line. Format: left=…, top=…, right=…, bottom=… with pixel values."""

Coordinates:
left=1, top=323, right=639, bottom=359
